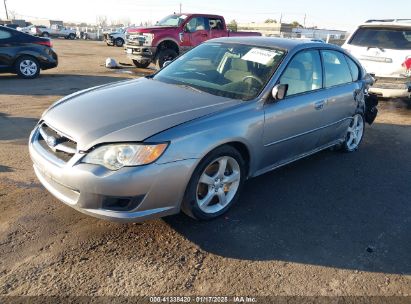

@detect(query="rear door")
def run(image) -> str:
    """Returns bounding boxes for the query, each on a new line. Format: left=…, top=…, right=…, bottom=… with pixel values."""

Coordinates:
left=317, top=50, right=360, bottom=145
left=0, top=28, right=16, bottom=69
left=345, top=26, right=411, bottom=77
left=208, top=17, right=227, bottom=39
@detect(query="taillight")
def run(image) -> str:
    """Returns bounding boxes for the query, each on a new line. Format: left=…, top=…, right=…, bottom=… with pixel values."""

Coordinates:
left=34, top=40, right=52, bottom=48
left=402, top=56, right=411, bottom=70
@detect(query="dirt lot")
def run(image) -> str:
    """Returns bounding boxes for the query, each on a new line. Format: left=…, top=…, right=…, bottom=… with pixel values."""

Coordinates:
left=0, top=39, right=411, bottom=298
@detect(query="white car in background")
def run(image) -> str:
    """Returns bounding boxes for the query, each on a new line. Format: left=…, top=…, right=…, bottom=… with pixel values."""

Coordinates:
left=104, top=28, right=127, bottom=47
left=343, top=19, right=411, bottom=99
left=31, top=24, right=76, bottom=40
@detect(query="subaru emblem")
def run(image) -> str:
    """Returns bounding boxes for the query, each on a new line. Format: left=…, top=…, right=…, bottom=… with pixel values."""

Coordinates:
left=46, top=136, right=57, bottom=148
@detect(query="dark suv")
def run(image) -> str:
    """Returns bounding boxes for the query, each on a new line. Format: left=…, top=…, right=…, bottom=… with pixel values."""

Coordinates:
left=0, top=26, right=58, bottom=79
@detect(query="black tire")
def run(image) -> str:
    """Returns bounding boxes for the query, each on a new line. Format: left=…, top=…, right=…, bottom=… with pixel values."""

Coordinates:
left=155, top=48, right=178, bottom=69
left=115, top=38, right=124, bottom=47
left=14, top=56, right=40, bottom=79
left=340, top=113, right=365, bottom=152
left=132, top=60, right=150, bottom=69
left=181, top=145, right=246, bottom=221
left=68, top=33, right=76, bottom=40
left=41, top=32, right=49, bottom=38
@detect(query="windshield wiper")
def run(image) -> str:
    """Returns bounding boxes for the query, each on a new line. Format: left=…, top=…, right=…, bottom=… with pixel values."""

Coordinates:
left=176, top=84, right=204, bottom=94
left=367, top=46, right=385, bottom=52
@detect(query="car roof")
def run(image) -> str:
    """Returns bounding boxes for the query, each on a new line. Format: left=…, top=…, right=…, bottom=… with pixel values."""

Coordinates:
left=207, top=36, right=336, bottom=51
left=359, top=19, right=411, bottom=28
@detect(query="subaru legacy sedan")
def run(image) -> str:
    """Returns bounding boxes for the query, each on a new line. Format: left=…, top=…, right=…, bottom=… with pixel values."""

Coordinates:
left=29, top=37, right=377, bottom=222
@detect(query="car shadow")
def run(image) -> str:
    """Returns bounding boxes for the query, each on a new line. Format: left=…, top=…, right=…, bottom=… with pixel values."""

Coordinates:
left=0, top=113, right=39, bottom=141
left=164, top=123, right=411, bottom=274
left=0, top=74, right=132, bottom=96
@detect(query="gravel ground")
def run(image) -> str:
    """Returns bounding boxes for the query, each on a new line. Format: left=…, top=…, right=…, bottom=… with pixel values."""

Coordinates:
left=0, top=39, right=411, bottom=298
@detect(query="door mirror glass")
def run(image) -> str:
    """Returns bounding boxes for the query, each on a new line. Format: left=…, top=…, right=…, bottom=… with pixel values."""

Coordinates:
left=272, top=84, right=288, bottom=100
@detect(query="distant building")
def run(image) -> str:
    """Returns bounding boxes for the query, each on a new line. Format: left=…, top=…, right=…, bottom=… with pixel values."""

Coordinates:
left=30, top=19, right=64, bottom=27
left=293, top=28, right=348, bottom=41
left=0, top=19, right=27, bottom=26
left=237, top=22, right=294, bottom=37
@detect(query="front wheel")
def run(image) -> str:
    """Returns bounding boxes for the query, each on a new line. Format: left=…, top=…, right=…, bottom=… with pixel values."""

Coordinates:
left=41, top=32, right=49, bottom=38
left=155, top=49, right=178, bottom=69
left=115, top=38, right=124, bottom=47
left=181, top=146, right=245, bottom=220
left=341, top=113, right=365, bottom=152
left=132, top=60, right=150, bottom=69
left=68, top=33, right=76, bottom=40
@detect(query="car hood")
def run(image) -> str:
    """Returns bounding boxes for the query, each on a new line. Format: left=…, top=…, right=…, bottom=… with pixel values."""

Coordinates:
left=42, top=78, right=238, bottom=151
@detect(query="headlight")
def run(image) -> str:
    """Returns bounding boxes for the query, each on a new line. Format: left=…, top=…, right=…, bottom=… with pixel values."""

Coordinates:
left=82, top=143, right=168, bottom=170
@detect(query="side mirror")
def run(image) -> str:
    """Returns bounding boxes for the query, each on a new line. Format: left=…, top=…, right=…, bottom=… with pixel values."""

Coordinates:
left=364, top=73, right=375, bottom=86
left=163, top=60, right=172, bottom=68
left=272, top=84, right=288, bottom=100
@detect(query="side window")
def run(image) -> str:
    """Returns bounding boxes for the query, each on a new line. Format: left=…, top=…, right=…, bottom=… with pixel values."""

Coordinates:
left=186, top=17, right=207, bottom=32
left=345, top=55, right=360, bottom=81
left=280, top=50, right=323, bottom=96
left=322, top=50, right=353, bottom=88
left=0, top=29, right=12, bottom=40
left=208, top=18, right=224, bottom=30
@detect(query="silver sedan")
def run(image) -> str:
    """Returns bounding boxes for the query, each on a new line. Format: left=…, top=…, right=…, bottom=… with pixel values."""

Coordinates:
left=29, top=37, right=377, bottom=222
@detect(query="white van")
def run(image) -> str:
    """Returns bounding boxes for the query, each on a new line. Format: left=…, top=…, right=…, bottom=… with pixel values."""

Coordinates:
left=343, top=19, right=411, bottom=99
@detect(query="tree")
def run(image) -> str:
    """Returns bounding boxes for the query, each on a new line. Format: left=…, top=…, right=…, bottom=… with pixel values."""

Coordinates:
left=96, top=15, right=108, bottom=28
left=227, top=19, right=238, bottom=32
left=291, top=21, right=303, bottom=28
left=264, top=18, right=277, bottom=23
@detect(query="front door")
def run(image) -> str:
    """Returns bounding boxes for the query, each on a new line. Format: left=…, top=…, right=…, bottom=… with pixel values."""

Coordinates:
left=185, top=17, right=209, bottom=47
left=262, top=50, right=327, bottom=169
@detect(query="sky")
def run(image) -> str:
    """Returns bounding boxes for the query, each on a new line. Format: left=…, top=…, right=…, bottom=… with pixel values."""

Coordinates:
left=2, top=0, right=411, bottom=32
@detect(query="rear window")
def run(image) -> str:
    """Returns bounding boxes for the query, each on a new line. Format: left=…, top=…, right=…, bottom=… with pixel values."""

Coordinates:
left=349, top=27, right=411, bottom=50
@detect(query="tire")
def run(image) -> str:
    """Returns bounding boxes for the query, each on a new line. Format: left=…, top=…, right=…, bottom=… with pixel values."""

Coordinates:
left=68, top=33, right=76, bottom=40
left=14, top=56, right=40, bottom=79
left=41, top=32, right=49, bottom=38
left=115, top=38, right=124, bottom=47
left=155, top=48, right=178, bottom=69
left=132, top=60, right=150, bottom=69
left=181, top=145, right=246, bottom=220
left=341, top=113, right=365, bottom=152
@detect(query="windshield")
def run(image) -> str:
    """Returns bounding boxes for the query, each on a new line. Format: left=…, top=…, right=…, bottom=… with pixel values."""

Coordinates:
left=153, top=43, right=286, bottom=100
left=156, top=14, right=188, bottom=27
left=349, top=27, right=411, bottom=50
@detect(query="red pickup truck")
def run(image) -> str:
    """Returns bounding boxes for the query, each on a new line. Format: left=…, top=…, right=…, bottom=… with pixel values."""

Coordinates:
left=124, top=13, right=262, bottom=68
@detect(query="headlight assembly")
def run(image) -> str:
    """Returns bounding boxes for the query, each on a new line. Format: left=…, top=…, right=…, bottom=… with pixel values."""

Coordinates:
left=82, top=143, right=168, bottom=170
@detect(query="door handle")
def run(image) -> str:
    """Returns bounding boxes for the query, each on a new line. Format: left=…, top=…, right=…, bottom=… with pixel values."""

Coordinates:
left=314, top=100, right=325, bottom=110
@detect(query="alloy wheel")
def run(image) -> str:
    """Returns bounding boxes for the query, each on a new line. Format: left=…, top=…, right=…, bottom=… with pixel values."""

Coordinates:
left=346, top=114, right=364, bottom=151
left=196, top=156, right=241, bottom=214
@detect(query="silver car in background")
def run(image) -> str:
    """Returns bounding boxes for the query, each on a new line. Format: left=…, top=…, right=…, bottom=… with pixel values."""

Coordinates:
left=29, top=37, right=377, bottom=222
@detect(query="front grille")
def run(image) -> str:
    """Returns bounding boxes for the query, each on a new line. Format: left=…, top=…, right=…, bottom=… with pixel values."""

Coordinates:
left=38, top=123, right=77, bottom=163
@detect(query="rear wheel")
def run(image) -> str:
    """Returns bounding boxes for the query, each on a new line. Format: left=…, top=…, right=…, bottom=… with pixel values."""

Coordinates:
left=182, top=145, right=245, bottom=220
left=155, top=48, right=177, bottom=69
left=132, top=60, right=150, bottom=69
left=341, top=113, right=365, bottom=152
left=15, top=56, right=40, bottom=79
left=41, top=32, right=49, bottom=38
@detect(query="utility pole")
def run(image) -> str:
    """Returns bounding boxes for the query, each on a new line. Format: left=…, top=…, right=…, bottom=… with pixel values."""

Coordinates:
left=3, top=0, right=9, bottom=19
left=179, top=3, right=182, bottom=14
left=303, top=14, right=307, bottom=28
left=279, top=13, right=283, bottom=24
